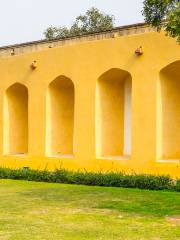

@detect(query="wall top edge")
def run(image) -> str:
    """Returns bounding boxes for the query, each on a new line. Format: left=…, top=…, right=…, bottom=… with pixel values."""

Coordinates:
left=0, top=22, right=155, bottom=57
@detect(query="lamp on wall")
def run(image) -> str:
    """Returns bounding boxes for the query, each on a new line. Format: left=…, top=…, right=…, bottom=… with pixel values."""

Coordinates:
left=135, top=46, right=144, bottom=56
left=30, top=60, right=37, bottom=69
left=10, top=49, right=15, bottom=56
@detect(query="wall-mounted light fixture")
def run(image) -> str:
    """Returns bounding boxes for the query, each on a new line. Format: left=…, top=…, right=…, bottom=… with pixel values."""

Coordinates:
left=135, top=46, right=144, bottom=56
left=10, top=49, right=15, bottom=56
left=30, top=60, right=37, bottom=69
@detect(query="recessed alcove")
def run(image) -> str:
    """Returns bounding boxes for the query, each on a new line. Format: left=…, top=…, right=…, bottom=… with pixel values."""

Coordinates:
left=96, top=68, right=132, bottom=159
left=46, top=76, right=74, bottom=157
left=4, top=83, right=28, bottom=155
left=157, top=61, right=180, bottom=161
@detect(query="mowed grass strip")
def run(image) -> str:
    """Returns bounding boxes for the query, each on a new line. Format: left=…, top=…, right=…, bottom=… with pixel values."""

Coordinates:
left=0, top=179, right=179, bottom=240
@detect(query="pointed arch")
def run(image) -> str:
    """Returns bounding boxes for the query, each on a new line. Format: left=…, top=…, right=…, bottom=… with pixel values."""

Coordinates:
left=157, top=60, right=180, bottom=160
left=96, top=68, right=132, bottom=159
left=4, top=83, right=28, bottom=155
left=46, top=75, right=74, bottom=157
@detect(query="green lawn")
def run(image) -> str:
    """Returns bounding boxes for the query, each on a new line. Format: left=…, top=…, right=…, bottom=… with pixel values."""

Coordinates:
left=0, top=180, right=179, bottom=240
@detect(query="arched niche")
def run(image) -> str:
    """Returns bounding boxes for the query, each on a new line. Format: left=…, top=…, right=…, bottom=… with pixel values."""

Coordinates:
left=157, top=61, right=180, bottom=160
left=46, top=75, right=74, bottom=157
left=4, top=83, right=28, bottom=155
left=96, top=68, right=132, bottom=159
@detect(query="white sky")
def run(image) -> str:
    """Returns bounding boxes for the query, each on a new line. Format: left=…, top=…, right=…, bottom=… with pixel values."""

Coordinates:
left=0, top=0, right=144, bottom=46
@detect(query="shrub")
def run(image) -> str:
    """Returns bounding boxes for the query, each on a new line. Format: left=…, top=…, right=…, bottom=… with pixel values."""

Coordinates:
left=0, top=167, right=179, bottom=192
left=175, top=179, right=180, bottom=192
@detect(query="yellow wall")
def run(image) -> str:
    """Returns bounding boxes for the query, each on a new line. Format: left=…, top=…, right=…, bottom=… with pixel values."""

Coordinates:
left=157, top=61, right=180, bottom=160
left=4, top=83, right=28, bottom=155
left=0, top=25, right=179, bottom=178
left=46, top=76, right=74, bottom=157
left=96, top=68, right=132, bottom=158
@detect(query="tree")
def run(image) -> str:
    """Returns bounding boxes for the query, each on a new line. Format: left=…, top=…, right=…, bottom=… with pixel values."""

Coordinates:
left=44, top=7, right=114, bottom=40
left=44, top=26, right=69, bottom=40
left=142, top=0, right=180, bottom=42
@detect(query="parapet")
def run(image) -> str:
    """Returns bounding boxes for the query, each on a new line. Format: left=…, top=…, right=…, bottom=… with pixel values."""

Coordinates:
left=0, top=23, right=153, bottom=57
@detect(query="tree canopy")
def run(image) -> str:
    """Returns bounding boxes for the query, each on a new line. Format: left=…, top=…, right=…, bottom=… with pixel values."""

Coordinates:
left=44, top=7, right=114, bottom=40
left=142, top=0, right=180, bottom=42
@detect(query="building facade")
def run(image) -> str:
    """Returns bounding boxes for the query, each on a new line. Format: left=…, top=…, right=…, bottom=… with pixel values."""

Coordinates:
left=0, top=23, right=179, bottom=177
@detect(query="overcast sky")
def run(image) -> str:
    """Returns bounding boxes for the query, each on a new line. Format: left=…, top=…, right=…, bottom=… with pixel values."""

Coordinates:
left=0, top=0, right=144, bottom=46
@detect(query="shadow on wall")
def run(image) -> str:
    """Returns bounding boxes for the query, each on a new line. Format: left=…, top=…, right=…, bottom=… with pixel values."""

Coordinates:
left=46, top=75, right=74, bottom=157
left=157, top=60, right=180, bottom=160
left=96, top=68, right=132, bottom=159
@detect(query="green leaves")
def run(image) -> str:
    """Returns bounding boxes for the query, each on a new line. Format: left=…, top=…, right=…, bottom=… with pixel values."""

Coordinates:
left=0, top=167, right=179, bottom=192
left=143, top=0, right=180, bottom=42
left=44, top=7, right=114, bottom=40
left=166, top=2, right=180, bottom=41
left=43, top=26, right=70, bottom=40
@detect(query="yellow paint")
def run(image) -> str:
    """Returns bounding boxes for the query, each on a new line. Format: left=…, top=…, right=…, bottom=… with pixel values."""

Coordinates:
left=0, top=24, right=179, bottom=178
left=46, top=76, right=74, bottom=157
left=4, top=83, right=28, bottom=155
left=157, top=61, right=180, bottom=160
left=96, top=68, right=131, bottom=158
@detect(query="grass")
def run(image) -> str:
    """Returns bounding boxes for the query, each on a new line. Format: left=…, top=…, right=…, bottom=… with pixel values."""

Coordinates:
left=0, top=179, right=179, bottom=240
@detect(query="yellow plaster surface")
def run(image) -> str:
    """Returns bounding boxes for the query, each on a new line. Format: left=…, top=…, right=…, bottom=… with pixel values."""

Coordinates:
left=0, top=24, right=179, bottom=177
